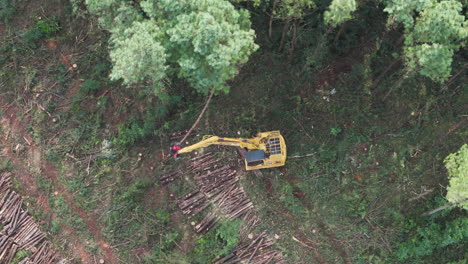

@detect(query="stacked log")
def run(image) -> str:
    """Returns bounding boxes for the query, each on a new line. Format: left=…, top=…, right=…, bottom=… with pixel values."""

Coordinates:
left=1, top=191, right=46, bottom=250
left=10, top=216, right=47, bottom=251
left=19, top=241, right=58, bottom=264
left=177, top=153, right=252, bottom=231
left=159, top=170, right=182, bottom=185
left=195, top=212, right=218, bottom=233
left=188, top=152, right=217, bottom=174
left=196, top=165, right=237, bottom=197
left=0, top=172, right=12, bottom=193
left=239, top=211, right=260, bottom=241
left=0, top=234, right=17, bottom=264
left=177, top=190, right=210, bottom=217
left=171, top=154, right=284, bottom=263
left=191, top=154, right=254, bottom=221
left=1, top=191, right=24, bottom=235
left=0, top=172, right=60, bottom=263
left=214, top=232, right=284, bottom=264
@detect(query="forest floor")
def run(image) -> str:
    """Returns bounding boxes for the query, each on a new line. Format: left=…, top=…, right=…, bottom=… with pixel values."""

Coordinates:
left=0, top=101, right=119, bottom=263
left=1, top=0, right=466, bottom=263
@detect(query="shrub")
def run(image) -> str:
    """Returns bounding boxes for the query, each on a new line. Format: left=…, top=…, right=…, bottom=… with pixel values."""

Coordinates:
left=396, top=216, right=468, bottom=261
left=11, top=250, right=31, bottom=264
left=191, top=220, right=241, bottom=263
left=80, top=79, right=101, bottom=94
left=22, top=17, right=60, bottom=48
left=0, top=0, right=16, bottom=24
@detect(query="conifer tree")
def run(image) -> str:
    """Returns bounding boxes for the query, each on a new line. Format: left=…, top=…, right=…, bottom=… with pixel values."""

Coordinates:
left=444, top=144, right=468, bottom=210
left=85, top=0, right=258, bottom=95
left=324, top=0, right=357, bottom=27
left=385, top=0, right=467, bottom=82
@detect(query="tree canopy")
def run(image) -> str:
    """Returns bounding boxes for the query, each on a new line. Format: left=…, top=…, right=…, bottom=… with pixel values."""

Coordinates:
left=324, top=0, right=357, bottom=27
left=165, top=0, right=258, bottom=94
left=273, top=0, right=315, bottom=20
left=2, top=0, right=468, bottom=263
left=109, top=21, right=167, bottom=89
left=85, top=0, right=258, bottom=95
left=85, top=0, right=141, bottom=33
left=444, top=144, right=468, bottom=210
left=385, top=0, right=467, bottom=82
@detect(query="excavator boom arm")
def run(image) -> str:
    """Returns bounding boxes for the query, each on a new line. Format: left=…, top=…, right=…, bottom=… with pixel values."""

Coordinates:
left=177, top=136, right=259, bottom=154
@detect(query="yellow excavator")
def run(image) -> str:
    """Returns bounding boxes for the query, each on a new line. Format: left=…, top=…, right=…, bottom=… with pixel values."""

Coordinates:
left=171, top=131, right=286, bottom=170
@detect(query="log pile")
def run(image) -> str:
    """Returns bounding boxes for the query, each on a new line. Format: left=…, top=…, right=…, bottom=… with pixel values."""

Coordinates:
left=191, top=154, right=254, bottom=221
left=214, top=232, right=284, bottom=264
left=167, top=153, right=284, bottom=263
left=188, top=152, right=220, bottom=174
left=194, top=212, right=219, bottom=233
left=182, top=153, right=254, bottom=233
left=239, top=211, right=260, bottom=241
left=19, top=241, right=58, bottom=264
left=0, top=234, right=17, bottom=263
left=177, top=190, right=210, bottom=217
left=0, top=172, right=12, bottom=193
left=159, top=170, right=182, bottom=185
left=0, top=172, right=61, bottom=263
left=192, top=155, right=284, bottom=263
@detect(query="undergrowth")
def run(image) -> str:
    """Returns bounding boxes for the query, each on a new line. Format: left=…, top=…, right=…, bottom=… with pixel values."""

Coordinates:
left=0, top=0, right=466, bottom=263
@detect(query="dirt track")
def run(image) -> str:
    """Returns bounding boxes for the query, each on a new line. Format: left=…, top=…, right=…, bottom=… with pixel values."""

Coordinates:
left=1, top=101, right=119, bottom=263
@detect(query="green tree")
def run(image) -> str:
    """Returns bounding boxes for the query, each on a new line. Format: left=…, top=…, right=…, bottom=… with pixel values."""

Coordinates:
left=444, top=144, right=468, bottom=210
left=109, top=20, right=168, bottom=92
left=404, top=43, right=454, bottom=83
left=385, top=0, right=467, bottom=82
left=384, top=0, right=435, bottom=27
left=273, top=0, right=315, bottom=56
left=85, top=0, right=258, bottom=96
left=273, top=0, right=315, bottom=20
left=166, top=0, right=258, bottom=94
left=324, top=0, right=357, bottom=27
left=230, top=0, right=315, bottom=56
left=216, top=219, right=241, bottom=255
left=302, top=0, right=356, bottom=70
left=396, top=216, right=468, bottom=261
left=84, top=0, right=142, bottom=33
left=230, top=0, right=315, bottom=19
left=0, top=0, right=17, bottom=24
left=190, top=220, right=241, bottom=263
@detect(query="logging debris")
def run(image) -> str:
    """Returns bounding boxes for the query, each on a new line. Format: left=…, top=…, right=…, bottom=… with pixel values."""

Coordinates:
left=161, top=153, right=284, bottom=263
left=214, top=232, right=284, bottom=264
left=0, top=172, right=61, bottom=264
left=169, top=129, right=199, bottom=141
left=159, top=170, right=183, bottom=185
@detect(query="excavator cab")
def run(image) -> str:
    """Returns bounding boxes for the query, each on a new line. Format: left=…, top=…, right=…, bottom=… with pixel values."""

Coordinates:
left=243, top=131, right=286, bottom=170
left=245, top=150, right=265, bottom=167
left=174, top=131, right=286, bottom=170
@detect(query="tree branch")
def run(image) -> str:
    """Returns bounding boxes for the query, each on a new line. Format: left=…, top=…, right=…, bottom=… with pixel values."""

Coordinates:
left=178, top=90, right=215, bottom=145
left=421, top=204, right=453, bottom=216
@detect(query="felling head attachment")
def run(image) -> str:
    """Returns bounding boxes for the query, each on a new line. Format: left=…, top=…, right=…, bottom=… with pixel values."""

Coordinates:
left=170, top=144, right=182, bottom=158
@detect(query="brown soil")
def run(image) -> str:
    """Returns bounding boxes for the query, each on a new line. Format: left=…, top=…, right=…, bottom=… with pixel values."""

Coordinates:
left=1, top=102, right=119, bottom=263
left=259, top=176, right=329, bottom=264
left=286, top=175, right=352, bottom=264
left=254, top=169, right=351, bottom=263
left=170, top=210, right=196, bottom=254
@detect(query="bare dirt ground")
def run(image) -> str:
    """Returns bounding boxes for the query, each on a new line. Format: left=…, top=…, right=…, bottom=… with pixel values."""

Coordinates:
left=290, top=181, right=351, bottom=264
left=1, top=101, right=119, bottom=263
left=259, top=171, right=351, bottom=264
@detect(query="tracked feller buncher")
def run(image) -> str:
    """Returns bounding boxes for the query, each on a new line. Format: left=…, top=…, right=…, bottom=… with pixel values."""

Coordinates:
left=171, top=131, right=286, bottom=170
